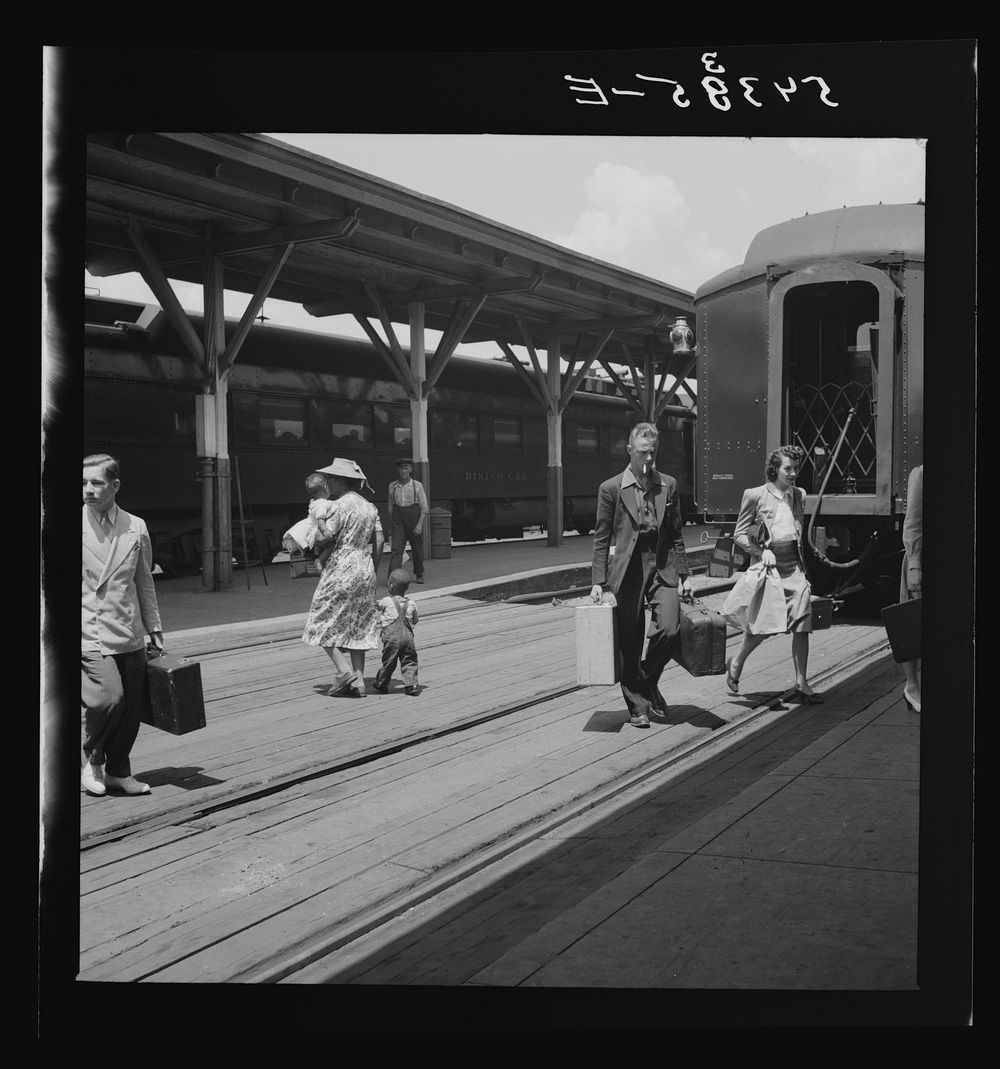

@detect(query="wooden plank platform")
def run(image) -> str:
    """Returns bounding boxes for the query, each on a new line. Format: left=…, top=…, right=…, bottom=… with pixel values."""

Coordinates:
left=79, top=589, right=893, bottom=983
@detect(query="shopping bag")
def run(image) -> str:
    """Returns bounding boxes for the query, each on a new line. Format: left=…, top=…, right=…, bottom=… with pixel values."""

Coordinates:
left=676, top=597, right=728, bottom=676
left=881, top=597, right=921, bottom=662
left=722, top=563, right=787, bottom=635
left=575, top=603, right=619, bottom=684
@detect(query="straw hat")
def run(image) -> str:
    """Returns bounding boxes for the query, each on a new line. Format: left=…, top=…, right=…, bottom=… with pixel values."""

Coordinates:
left=315, top=458, right=371, bottom=491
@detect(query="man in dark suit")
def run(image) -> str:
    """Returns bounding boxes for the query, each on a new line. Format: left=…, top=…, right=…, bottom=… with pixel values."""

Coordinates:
left=591, top=423, right=692, bottom=727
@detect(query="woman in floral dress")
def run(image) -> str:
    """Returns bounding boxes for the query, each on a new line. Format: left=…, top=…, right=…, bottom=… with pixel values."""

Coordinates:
left=302, top=458, right=384, bottom=697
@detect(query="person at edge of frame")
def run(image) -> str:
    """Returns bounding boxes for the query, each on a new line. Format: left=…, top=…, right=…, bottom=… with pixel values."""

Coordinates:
left=81, top=453, right=164, bottom=797
left=590, top=422, right=693, bottom=728
left=387, top=458, right=429, bottom=584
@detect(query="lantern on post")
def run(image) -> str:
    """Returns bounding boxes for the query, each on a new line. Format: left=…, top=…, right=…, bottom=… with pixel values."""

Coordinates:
left=669, top=316, right=694, bottom=354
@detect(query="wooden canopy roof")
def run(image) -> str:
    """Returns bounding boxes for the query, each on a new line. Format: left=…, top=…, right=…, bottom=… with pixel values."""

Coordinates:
left=85, top=132, right=694, bottom=361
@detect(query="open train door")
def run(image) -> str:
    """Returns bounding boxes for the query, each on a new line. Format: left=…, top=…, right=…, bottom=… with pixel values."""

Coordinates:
left=765, top=260, right=901, bottom=585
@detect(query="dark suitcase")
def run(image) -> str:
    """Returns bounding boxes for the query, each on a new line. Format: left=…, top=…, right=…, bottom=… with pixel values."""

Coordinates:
left=810, top=596, right=833, bottom=631
left=881, top=597, right=921, bottom=663
left=676, top=597, right=728, bottom=676
left=142, top=651, right=207, bottom=735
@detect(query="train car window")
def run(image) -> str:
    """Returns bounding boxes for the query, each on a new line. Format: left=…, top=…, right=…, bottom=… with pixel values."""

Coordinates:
left=568, top=422, right=600, bottom=455
left=431, top=410, right=480, bottom=452
left=374, top=404, right=412, bottom=450
left=608, top=426, right=628, bottom=459
left=171, top=390, right=196, bottom=440
left=259, top=395, right=306, bottom=445
left=394, top=408, right=412, bottom=448
left=84, top=381, right=172, bottom=441
left=328, top=400, right=373, bottom=449
left=231, top=391, right=259, bottom=448
left=523, top=418, right=546, bottom=454
left=493, top=416, right=522, bottom=453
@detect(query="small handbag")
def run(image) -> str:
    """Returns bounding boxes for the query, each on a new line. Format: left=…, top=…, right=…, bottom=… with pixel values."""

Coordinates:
left=881, top=597, right=921, bottom=662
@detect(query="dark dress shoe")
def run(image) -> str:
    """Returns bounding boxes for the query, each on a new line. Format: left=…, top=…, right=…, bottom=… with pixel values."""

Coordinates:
left=648, top=687, right=669, bottom=719
left=629, top=711, right=651, bottom=728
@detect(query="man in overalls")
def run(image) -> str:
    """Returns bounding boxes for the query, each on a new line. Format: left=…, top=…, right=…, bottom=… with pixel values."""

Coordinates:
left=387, top=459, right=429, bottom=583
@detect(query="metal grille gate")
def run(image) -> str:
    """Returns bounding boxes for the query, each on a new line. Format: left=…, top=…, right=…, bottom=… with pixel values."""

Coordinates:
left=791, top=381, right=876, bottom=493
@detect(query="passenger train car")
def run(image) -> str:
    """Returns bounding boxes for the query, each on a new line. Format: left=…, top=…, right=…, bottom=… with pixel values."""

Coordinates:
left=84, top=296, right=695, bottom=575
left=695, top=202, right=924, bottom=603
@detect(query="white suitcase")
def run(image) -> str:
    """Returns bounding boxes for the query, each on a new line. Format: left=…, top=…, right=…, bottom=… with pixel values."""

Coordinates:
left=575, top=603, right=620, bottom=685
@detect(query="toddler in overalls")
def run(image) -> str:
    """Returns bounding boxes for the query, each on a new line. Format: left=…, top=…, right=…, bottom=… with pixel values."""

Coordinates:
left=374, top=569, right=420, bottom=695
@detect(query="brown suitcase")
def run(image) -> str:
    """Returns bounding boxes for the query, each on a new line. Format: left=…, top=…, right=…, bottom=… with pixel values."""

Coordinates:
left=676, top=597, right=728, bottom=676
left=142, top=652, right=207, bottom=735
left=881, top=597, right=921, bottom=663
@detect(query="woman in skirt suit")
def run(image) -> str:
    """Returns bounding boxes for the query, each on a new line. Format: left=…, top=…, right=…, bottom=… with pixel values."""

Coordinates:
left=726, top=444, right=823, bottom=704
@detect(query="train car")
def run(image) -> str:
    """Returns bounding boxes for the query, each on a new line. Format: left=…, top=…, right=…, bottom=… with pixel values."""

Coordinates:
left=694, top=203, right=923, bottom=604
left=84, top=296, right=696, bottom=575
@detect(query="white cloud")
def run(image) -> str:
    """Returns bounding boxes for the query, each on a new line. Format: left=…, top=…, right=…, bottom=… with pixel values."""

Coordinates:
left=787, top=138, right=925, bottom=208
left=546, top=162, right=688, bottom=271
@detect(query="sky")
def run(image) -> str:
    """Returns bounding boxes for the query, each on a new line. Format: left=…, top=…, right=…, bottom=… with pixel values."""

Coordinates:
left=83, top=134, right=925, bottom=358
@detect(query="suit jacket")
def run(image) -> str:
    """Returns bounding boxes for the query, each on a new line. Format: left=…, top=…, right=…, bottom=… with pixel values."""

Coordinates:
left=82, top=504, right=162, bottom=655
left=591, top=470, right=688, bottom=593
left=732, top=482, right=808, bottom=560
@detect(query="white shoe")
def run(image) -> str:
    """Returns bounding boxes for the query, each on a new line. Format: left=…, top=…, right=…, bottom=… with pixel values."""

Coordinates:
left=104, top=774, right=151, bottom=795
left=81, top=762, right=106, bottom=796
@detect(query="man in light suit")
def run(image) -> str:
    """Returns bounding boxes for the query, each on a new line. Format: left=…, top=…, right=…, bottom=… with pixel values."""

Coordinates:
left=82, top=454, right=163, bottom=796
left=591, top=423, right=692, bottom=727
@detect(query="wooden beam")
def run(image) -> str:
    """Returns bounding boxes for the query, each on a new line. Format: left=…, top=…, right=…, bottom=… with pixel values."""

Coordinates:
left=219, top=243, right=294, bottom=376
left=657, top=351, right=699, bottom=409
left=352, top=313, right=416, bottom=395
left=425, top=292, right=488, bottom=392
left=212, top=211, right=360, bottom=256
left=497, top=340, right=548, bottom=410
left=619, top=339, right=647, bottom=415
left=515, top=317, right=555, bottom=410
left=598, top=357, right=644, bottom=418
left=123, top=217, right=205, bottom=369
left=305, top=274, right=542, bottom=317
left=560, top=328, right=615, bottom=407
left=535, top=311, right=668, bottom=336
left=362, top=280, right=417, bottom=395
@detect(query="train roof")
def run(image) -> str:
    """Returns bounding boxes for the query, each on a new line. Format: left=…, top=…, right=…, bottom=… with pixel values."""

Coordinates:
left=84, top=296, right=695, bottom=414
left=695, top=203, right=925, bottom=299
